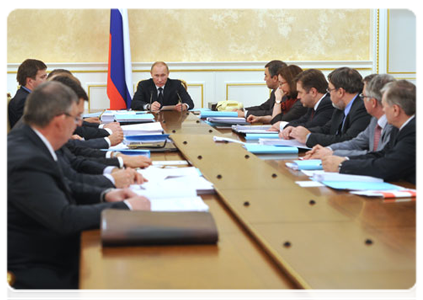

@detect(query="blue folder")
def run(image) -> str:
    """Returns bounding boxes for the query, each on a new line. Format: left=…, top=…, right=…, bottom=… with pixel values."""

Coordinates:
left=291, top=159, right=323, bottom=170
left=114, top=113, right=155, bottom=122
left=322, top=181, right=401, bottom=191
left=245, top=133, right=280, bottom=140
left=125, top=134, right=170, bottom=142
left=199, top=111, right=238, bottom=118
left=244, top=144, right=298, bottom=154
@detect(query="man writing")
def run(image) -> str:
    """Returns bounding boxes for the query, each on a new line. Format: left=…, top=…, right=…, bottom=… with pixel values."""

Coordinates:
left=8, top=81, right=151, bottom=289
left=131, top=61, right=194, bottom=112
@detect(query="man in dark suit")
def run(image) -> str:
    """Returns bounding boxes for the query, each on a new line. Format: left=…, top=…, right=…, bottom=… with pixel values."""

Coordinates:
left=321, top=80, right=416, bottom=184
left=289, top=67, right=371, bottom=147
left=8, top=59, right=47, bottom=128
left=8, top=81, right=151, bottom=289
left=235, top=60, right=287, bottom=118
left=131, top=61, right=194, bottom=111
left=275, top=69, right=334, bottom=138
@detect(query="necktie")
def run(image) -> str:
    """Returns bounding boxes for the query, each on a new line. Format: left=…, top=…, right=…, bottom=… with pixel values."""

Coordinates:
left=336, top=112, right=345, bottom=135
left=373, top=124, right=382, bottom=151
left=157, top=87, right=164, bottom=104
left=309, top=109, right=315, bottom=121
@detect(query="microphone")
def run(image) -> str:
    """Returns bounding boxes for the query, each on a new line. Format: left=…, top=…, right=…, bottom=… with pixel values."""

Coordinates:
left=176, top=91, right=182, bottom=104
left=149, top=90, right=153, bottom=111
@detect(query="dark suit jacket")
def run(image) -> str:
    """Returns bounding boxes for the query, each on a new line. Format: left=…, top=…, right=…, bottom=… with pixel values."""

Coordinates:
left=8, top=87, right=30, bottom=129
left=245, top=90, right=277, bottom=117
left=284, top=93, right=334, bottom=129
left=74, top=123, right=109, bottom=140
left=65, top=141, right=121, bottom=167
left=131, top=78, right=194, bottom=110
left=7, top=125, right=128, bottom=289
left=270, top=99, right=308, bottom=124
left=67, top=137, right=109, bottom=149
left=306, top=96, right=371, bottom=147
left=340, top=117, right=416, bottom=184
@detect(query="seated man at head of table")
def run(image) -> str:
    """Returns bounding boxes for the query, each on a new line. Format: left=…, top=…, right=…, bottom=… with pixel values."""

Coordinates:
left=304, top=74, right=396, bottom=159
left=321, top=80, right=416, bottom=184
left=274, top=68, right=334, bottom=137
left=8, top=81, right=151, bottom=289
left=235, top=60, right=287, bottom=118
left=130, top=61, right=194, bottom=112
left=288, top=67, right=371, bottom=148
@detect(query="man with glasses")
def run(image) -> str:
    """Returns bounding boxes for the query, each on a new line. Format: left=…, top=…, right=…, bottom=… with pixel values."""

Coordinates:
left=321, top=80, right=416, bottom=184
left=8, top=81, right=151, bottom=289
left=304, top=74, right=395, bottom=159
left=288, top=67, right=371, bottom=147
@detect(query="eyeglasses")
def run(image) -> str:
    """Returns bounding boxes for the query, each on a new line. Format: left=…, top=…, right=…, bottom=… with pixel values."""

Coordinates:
left=326, top=87, right=337, bottom=93
left=64, top=112, right=82, bottom=125
left=279, top=81, right=288, bottom=86
left=359, top=93, right=371, bottom=99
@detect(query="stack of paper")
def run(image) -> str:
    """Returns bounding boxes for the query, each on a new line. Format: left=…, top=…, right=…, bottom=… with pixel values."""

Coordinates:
left=232, top=124, right=273, bottom=134
left=121, top=122, right=164, bottom=136
left=286, top=159, right=323, bottom=170
left=206, top=117, right=249, bottom=125
left=199, top=111, right=238, bottom=118
left=114, top=113, right=155, bottom=123
left=350, top=189, right=416, bottom=199
left=103, top=144, right=151, bottom=157
left=101, top=111, right=115, bottom=123
left=312, top=172, right=401, bottom=191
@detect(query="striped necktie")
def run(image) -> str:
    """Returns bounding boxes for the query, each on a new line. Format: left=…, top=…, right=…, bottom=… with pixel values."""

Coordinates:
left=373, top=124, right=382, bottom=151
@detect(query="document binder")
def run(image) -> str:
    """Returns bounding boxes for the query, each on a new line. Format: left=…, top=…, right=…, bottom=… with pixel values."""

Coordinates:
left=101, top=209, right=219, bottom=246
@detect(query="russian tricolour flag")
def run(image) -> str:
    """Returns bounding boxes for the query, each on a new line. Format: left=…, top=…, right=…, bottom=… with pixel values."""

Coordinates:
left=107, top=9, right=133, bottom=109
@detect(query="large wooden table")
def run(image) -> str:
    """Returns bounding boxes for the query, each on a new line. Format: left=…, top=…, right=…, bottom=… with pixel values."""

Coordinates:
left=79, top=111, right=416, bottom=290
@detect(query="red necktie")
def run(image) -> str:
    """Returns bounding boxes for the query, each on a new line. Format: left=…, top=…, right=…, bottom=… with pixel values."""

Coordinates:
left=373, top=125, right=382, bottom=151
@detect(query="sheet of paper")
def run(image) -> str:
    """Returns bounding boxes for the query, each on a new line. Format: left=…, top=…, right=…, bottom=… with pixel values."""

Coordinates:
left=150, top=196, right=209, bottom=212
left=301, top=170, right=326, bottom=177
left=152, top=160, right=189, bottom=166
left=295, top=181, right=325, bottom=187
left=259, top=138, right=310, bottom=150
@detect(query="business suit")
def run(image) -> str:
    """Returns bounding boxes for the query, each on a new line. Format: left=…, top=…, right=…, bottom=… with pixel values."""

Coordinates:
left=65, top=140, right=121, bottom=168
left=270, top=99, right=308, bottom=124
left=282, top=93, right=334, bottom=129
left=330, top=116, right=394, bottom=157
left=74, top=123, right=110, bottom=140
left=340, top=117, right=415, bottom=184
left=131, top=78, right=194, bottom=110
left=306, top=96, right=371, bottom=147
left=8, top=125, right=128, bottom=289
left=67, top=137, right=110, bottom=149
left=245, top=90, right=277, bottom=117
left=8, top=87, right=30, bottom=129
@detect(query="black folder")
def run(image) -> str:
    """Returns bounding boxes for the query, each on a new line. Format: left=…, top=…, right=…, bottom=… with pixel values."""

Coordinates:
left=101, top=209, right=219, bottom=246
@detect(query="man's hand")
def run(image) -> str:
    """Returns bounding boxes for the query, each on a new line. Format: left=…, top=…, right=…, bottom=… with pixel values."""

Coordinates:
left=280, top=126, right=294, bottom=139
left=103, top=122, right=121, bottom=133
left=71, top=134, right=83, bottom=140
left=321, top=155, right=347, bottom=172
left=269, top=121, right=281, bottom=132
left=126, top=196, right=151, bottom=211
left=289, top=126, right=310, bottom=144
left=104, top=188, right=138, bottom=202
left=83, top=117, right=101, bottom=124
left=303, top=145, right=333, bottom=160
left=150, top=101, right=161, bottom=111
left=175, top=102, right=187, bottom=112
left=275, top=87, right=283, bottom=102
left=108, top=127, right=124, bottom=146
left=111, top=168, right=147, bottom=188
left=235, top=110, right=245, bottom=118
left=117, top=153, right=152, bottom=168
left=246, top=115, right=261, bottom=123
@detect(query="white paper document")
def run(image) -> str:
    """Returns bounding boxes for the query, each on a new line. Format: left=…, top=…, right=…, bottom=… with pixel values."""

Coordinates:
left=259, top=138, right=310, bottom=149
left=121, top=122, right=164, bottom=135
left=295, top=181, right=325, bottom=187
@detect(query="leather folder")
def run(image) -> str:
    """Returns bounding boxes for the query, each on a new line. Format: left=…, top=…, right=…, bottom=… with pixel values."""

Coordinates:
left=101, top=209, right=219, bottom=246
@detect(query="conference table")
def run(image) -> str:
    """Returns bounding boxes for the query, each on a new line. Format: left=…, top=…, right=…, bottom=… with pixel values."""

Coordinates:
left=79, top=110, right=416, bottom=290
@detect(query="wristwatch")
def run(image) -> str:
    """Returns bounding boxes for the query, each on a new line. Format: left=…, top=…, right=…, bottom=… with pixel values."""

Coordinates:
left=275, top=99, right=282, bottom=104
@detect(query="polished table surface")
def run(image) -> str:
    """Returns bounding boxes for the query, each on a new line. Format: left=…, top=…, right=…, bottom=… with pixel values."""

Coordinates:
left=79, top=111, right=415, bottom=289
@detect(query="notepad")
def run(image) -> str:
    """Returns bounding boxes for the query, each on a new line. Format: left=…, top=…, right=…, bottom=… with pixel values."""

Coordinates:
left=286, top=159, right=323, bottom=170
left=102, top=148, right=151, bottom=157
left=243, top=144, right=298, bottom=154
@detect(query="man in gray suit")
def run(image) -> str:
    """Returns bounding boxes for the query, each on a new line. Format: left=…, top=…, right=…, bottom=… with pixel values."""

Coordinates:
left=304, top=74, right=395, bottom=159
